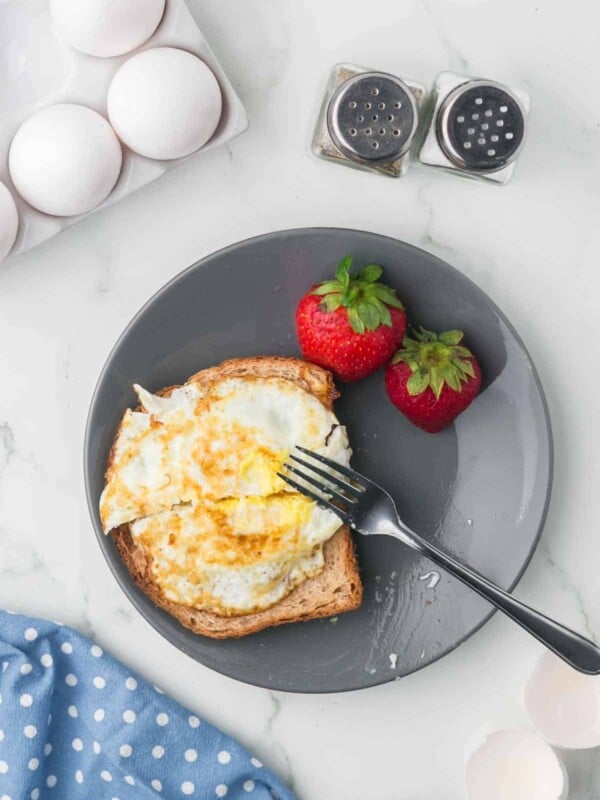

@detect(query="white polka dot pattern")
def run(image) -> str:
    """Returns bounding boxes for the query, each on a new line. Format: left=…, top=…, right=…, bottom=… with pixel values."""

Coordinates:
left=0, top=611, right=292, bottom=800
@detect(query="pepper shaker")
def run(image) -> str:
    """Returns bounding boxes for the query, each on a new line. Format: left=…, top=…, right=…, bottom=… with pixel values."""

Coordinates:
left=312, top=63, right=426, bottom=178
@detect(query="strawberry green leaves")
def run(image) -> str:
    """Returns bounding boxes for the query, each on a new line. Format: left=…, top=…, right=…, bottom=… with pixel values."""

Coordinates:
left=312, top=256, right=404, bottom=334
left=319, top=294, right=343, bottom=313
left=335, top=255, right=352, bottom=285
left=406, top=369, right=430, bottom=395
left=392, top=327, right=477, bottom=399
left=438, top=330, right=463, bottom=346
left=359, top=263, right=383, bottom=282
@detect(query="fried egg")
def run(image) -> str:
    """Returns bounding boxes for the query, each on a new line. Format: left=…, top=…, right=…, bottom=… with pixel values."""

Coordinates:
left=130, top=495, right=341, bottom=613
left=100, top=373, right=351, bottom=614
left=100, top=376, right=349, bottom=532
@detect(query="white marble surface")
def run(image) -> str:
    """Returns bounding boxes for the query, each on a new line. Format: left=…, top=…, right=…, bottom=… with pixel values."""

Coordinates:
left=1, top=0, right=600, bottom=796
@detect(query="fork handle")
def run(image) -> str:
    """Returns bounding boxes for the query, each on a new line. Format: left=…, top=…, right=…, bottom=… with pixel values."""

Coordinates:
left=401, top=529, right=600, bottom=675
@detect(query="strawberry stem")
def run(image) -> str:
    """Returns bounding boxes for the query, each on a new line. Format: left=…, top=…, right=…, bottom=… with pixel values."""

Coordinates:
left=392, top=327, right=476, bottom=399
left=312, top=256, right=403, bottom=334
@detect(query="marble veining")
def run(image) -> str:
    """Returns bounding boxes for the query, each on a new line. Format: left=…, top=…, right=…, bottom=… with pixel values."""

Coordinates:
left=539, top=543, right=597, bottom=642
left=420, top=0, right=470, bottom=73
left=265, top=693, right=296, bottom=791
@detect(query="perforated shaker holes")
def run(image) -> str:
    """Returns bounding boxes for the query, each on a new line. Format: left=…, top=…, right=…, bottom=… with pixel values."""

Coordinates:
left=418, top=72, right=530, bottom=185
left=312, top=63, right=425, bottom=178
left=437, top=81, right=525, bottom=170
left=327, top=73, right=418, bottom=163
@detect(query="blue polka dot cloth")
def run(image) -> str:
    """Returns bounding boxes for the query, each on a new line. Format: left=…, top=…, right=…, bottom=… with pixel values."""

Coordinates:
left=0, top=611, right=294, bottom=800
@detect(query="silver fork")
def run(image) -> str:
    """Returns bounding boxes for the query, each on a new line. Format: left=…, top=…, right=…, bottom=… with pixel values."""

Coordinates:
left=279, top=447, right=600, bottom=675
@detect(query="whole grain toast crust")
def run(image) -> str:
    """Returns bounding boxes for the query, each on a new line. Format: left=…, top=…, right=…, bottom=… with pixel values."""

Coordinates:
left=109, top=356, right=363, bottom=639
left=113, top=525, right=362, bottom=638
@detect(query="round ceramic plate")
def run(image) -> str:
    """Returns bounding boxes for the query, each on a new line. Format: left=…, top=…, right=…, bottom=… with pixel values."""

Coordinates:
left=84, top=228, right=552, bottom=693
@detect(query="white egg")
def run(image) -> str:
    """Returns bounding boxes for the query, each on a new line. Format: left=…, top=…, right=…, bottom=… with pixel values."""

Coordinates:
left=9, top=104, right=122, bottom=217
left=465, top=729, right=568, bottom=800
left=525, top=651, right=600, bottom=749
left=107, top=47, right=222, bottom=160
left=0, top=182, right=18, bottom=262
left=49, top=0, right=165, bottom=58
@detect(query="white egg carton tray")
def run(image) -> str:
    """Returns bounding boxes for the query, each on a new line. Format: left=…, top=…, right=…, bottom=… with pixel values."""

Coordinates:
left=0, top=0, right=248, bottom=258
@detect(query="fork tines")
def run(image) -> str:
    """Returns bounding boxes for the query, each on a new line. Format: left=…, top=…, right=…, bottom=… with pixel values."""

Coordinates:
left=277, top=447, right=366, bottom=524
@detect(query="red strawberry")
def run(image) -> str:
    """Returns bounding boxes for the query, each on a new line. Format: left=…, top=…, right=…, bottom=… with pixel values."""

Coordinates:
left=385, top=328, right=481, bottom=433
left=296, top=256, right=406, bottom=382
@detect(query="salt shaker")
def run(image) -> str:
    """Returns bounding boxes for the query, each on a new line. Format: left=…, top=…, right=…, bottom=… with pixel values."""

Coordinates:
left=418, top=72, right=530, bottom=184
left=312, top=63, right=425, bottom=178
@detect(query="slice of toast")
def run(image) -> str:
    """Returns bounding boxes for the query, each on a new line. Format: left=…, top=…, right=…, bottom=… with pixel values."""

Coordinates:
left=110, top=356, right=363, bottom=638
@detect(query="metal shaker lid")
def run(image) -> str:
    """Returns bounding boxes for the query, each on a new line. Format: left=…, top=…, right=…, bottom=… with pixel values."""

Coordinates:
left=327, top=72, right=419, bottom=163
left=436, top=80, right=526, bottom=171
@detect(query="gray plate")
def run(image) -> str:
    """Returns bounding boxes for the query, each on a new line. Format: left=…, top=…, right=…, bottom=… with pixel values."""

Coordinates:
left=84, top=228, right=552, bottom=693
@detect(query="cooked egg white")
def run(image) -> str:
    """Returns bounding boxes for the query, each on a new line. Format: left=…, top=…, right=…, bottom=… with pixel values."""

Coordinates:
left=100, top=376, right=349, bottom=532
left=130, top=495, right=342, bottom=614
left=100, top=373, right=351, bottom=614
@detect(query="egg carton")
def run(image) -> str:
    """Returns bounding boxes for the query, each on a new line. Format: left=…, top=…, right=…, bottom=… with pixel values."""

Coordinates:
left=0, top=0, right=248, bottom=258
